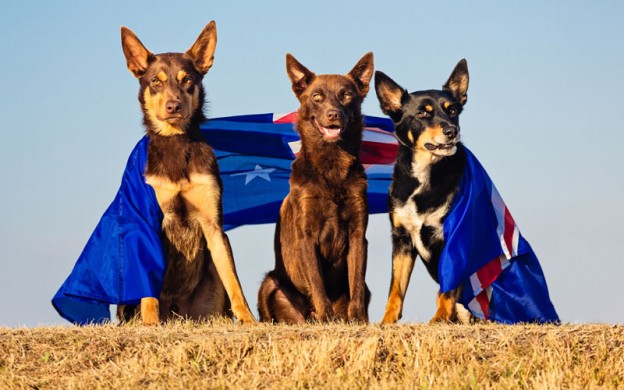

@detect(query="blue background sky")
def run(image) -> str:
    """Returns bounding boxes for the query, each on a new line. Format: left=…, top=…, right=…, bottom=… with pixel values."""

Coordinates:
left=1, top=1, right=622, bottom=327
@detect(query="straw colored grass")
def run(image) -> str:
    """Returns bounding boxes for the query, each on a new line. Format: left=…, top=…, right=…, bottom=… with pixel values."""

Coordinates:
left=1, top=319, right=622, bottom=389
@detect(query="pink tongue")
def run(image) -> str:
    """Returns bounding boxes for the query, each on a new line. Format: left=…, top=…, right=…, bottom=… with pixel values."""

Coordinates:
left=323, top=127, right=340, bottom=138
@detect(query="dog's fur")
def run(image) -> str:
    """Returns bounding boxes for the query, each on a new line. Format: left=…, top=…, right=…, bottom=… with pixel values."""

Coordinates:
left=375, top=59, right=473, bottom=324
left=117, top=22, right=255, bottom=325
left=257, top=53, right=374, bottom=324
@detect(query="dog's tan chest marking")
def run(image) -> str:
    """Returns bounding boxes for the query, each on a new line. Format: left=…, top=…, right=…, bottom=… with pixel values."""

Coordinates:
left=145, top=172, right=221, bottom=220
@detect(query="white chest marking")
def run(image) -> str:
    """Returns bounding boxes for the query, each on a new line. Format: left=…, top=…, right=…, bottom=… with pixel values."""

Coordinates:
left=392, top=189, right=453, bottom=262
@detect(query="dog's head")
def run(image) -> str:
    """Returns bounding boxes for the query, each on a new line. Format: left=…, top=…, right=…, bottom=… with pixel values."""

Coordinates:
left=121, top=22, right=217, bottom=136
left=286, top=53, right=374, bottom=143
left=375, top=59, right=469, bottom=158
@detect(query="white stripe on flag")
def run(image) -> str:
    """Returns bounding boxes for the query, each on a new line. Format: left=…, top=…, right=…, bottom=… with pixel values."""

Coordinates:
left=362, top=127, right=397, bottom=144
left=511, top=225, right=520, bottom=257
left=468, top=297, right=486, bottom=320
left=470, top=272, right=483, bottom=296
left=273, top=112, right=292, bottom=122
left=288, top=140, right=301, bottom=155
left=490, top=184, right=512, bottom=259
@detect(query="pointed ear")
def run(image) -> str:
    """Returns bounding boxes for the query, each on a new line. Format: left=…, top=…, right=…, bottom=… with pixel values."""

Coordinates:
left=375, top=71, right=407, bottom=118
left=347, top=52, right=374, bottom=97
left=443, top=59, right=469, bottom=105
left=286, top=53, right=316, bottom=99
left=185, top=21, right=218, bottom=75
left=121, top=27, right=155, bottom=78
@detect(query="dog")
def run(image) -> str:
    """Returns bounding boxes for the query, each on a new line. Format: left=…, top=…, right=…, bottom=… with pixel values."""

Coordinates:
left=375, top=59, right=474, bottom=324
left=257, top=53, right=374, bottom=324
left=117, top=22, right=256, bottom=325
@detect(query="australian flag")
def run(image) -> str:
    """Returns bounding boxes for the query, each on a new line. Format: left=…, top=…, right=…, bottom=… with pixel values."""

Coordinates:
left=52, top=112, right=558, bottom=324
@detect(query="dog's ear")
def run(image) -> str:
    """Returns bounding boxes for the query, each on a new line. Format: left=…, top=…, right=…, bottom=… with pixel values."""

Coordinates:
left=346, top=52, right=374, bottom=97
left=185, top=21, right=218, bottom=75
left=443, top=59, right=469, bottom=106
left=375, top=71, right=407, bottom=121
left=286, top=53, right=316, bottom=99
left=121, top=27, right=156, bottom=78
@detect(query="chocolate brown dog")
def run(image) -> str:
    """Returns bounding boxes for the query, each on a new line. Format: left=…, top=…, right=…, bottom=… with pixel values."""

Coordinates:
left=257, top=53, right=374, bottom=324
left=118, top=22, right=255, bottom=325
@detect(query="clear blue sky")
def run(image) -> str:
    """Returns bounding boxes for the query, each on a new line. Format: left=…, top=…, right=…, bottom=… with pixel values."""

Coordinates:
left=1, top=1, right=622, bottom=326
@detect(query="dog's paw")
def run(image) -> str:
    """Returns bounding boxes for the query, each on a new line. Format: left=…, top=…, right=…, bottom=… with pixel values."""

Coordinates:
left=429, top=309, right=458, bottom=324
left=140, top=297, right=161, bottom=326
left=380, top=302, right=402, bottom=324
left=347, top=303, right=368, bottom=323
left=237, top=312, right=257, bottom=325
left=311, top=306, right=335, bottom=322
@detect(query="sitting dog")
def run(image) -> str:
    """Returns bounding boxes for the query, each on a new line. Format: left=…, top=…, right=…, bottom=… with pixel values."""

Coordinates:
left=375, top=60, right=472, bottom=324
left=257, top=53, right=375, bottom=323
left=118, top=22, right=255, bottom=324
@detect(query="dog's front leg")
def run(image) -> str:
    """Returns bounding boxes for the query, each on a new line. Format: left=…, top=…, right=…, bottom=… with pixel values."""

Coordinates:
left=293, top=237, right=333, bottom=321
left=183, top=177, right=256, bottom=324
left=303, top=255, right=334, bottom=322
left=203, top=226, right=256, bottom=324
left=346, top=220, right=369, bottom=323
left=381, top=227, right=417, bottom=324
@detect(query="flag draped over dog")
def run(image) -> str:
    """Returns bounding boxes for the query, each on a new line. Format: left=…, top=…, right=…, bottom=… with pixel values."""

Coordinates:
left=439, top=148, right=559, bottom=323
left=51, top=113, right=396, bottom=324
left=52, top=112, right=558, bottom=324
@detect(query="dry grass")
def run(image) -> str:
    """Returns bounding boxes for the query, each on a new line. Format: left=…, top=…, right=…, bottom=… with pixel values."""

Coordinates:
left=1, top=319, right=622, bottom=389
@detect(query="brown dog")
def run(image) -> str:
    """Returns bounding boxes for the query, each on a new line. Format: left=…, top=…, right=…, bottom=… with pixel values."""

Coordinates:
left=117, top=22, right=255, bottom=325
left=257, top=53, right=374, bottom=324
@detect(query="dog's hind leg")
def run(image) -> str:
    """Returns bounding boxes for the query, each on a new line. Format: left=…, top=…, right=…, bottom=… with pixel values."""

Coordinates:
left=258, top=273, right=307, bottom=324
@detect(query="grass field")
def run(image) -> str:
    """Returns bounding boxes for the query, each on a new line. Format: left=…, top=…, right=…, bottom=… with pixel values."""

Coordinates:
left=1, top=320, right=622, bottom=389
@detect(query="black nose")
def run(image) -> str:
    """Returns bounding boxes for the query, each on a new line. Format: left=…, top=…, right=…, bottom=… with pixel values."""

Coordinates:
left=443, top=125, right=458, bottom=139
left=326, top=109, right=340, bottom=121
left=166, top=100, right=182, bottom=114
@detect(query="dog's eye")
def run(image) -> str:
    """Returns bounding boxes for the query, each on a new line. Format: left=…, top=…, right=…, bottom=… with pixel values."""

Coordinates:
left=342, top=92, right=353, bottom=101
left=150, top=78, right=161, bottom=87
left=416, top=111, right=429, bottom=119
left=448, top=108, right=458, bottom=117
left=312, top=93, right=323, bottom=102
left=182, top=76, right=192, bottom=84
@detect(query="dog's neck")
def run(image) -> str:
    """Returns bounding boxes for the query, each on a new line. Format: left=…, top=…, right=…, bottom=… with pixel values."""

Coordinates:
left=296, top=120, right=362, bottom=185
left=144, top=115, right=209, bottom=183
left=144, top=110, right=206, bottom=139
left=395, top=143, right=465, bottom=191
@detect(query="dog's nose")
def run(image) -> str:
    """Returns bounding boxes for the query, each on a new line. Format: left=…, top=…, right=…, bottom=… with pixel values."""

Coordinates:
left=443, top=125, right=458, bottom=139
left=326, top=109, right=340, bottom=121
left=166, top=100, right=182, bottom=114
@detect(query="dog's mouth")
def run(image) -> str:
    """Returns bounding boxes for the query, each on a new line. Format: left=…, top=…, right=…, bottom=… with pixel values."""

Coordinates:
left=424, top=142, right=458, bottom=156
left=424, top=142, right=456, bottom=151
left=159, top=114, right=187, bottom=122
left=315, top=120, right=342, bottom=141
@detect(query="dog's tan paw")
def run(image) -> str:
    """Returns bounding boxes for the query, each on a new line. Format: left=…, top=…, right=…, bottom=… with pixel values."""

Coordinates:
left=381, top=298, right=402, bottom=324
left=237, top=313, right=257, bottom=325
left=140, top=297, right=160, bottom=326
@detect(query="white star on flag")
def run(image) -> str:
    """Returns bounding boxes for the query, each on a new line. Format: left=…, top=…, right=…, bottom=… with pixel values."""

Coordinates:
left=231, top=164, right=276, bottom=185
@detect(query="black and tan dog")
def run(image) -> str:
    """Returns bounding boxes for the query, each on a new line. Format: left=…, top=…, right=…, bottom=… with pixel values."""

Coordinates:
left=375, top=60, right=473, bottom=324
left=117, top=22, right=255, bottom=325
left=257, top=53, right=374, bottom=324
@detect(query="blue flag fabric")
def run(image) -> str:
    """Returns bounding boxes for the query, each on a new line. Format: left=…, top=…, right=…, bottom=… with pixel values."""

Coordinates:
left=439, top=147, right=559, bottom=323
left=52, top=138, right=165, bottom=324
left=52, top=112, right=557, bottom=325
